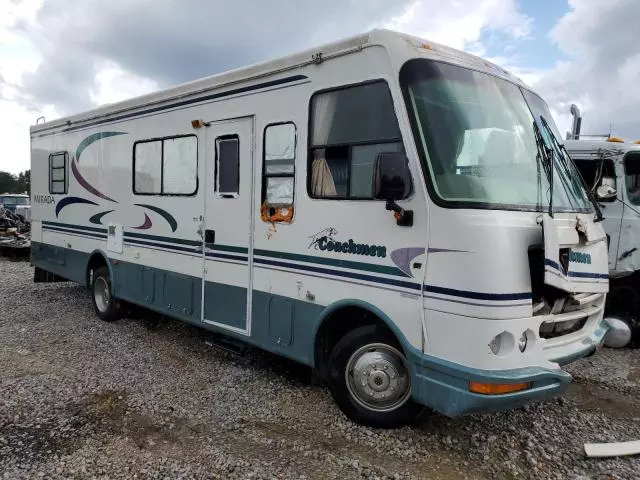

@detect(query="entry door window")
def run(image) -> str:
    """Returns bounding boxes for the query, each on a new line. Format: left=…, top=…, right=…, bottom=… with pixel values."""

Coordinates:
left=215, top=135, right=240, bottom=197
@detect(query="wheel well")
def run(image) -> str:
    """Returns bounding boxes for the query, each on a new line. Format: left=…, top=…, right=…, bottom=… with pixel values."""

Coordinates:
left=86, top=253, right=108, bottom=287
left=314, top=306, right=394, bottom=380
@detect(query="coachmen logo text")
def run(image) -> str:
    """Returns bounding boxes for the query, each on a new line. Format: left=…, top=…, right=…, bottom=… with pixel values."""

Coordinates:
left=569, top=251, right=592, bottom=265
left=308, top=227, right=387, bottom=258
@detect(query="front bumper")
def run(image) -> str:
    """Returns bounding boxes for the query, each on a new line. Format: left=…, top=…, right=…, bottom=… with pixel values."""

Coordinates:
left=408, top=318, right=609, bottom=417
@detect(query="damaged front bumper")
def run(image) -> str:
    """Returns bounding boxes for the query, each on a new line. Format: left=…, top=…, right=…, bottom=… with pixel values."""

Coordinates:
left=407, top=317, right=609, bottom=417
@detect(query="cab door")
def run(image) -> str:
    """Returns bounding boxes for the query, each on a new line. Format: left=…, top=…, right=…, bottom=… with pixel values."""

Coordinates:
left=202, top=116, right=254, bottom=334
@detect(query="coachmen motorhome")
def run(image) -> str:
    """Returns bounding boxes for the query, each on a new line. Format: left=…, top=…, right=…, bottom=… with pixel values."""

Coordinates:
left=565, top=105, right=640, bottom=347
left=30, top=29, right=611, bottom=427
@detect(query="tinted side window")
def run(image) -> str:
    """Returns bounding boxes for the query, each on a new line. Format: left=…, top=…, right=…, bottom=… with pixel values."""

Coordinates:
left=216, top=136, right=240, bottom=196
left=625, top=152, right=640, bottom=205
left=49, top=152, right=68, bottom=194
left=308, top=81, right=404, bottom=199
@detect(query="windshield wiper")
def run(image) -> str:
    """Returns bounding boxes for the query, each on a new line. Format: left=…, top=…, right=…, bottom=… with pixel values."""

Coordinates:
left=533, top=119, right=554, bottom=217
left=539, top=116, right=604, bottom=222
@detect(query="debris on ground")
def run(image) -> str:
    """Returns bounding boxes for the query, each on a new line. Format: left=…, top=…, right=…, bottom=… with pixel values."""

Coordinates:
left=584, top=440, right=640, bottom=458
left=0, top=207, right=31, bottom=251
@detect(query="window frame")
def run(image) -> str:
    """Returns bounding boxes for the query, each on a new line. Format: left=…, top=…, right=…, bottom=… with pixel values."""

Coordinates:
left=261, top=121, right=297, bottom=206
left=132, top=134, right=199, bottom=196
left=214, top=134, right=240, bottom=198
left=306, top=79, right=407, bottom=201
left=48, top=151, right=69, bottom=194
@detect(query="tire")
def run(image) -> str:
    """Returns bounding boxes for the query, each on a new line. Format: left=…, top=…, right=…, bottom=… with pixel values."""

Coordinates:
left=327, top=325, right=423, bottom=428
left=605, top=281, right=640, bottom=348
left=91, top=266, right=123, bottom=322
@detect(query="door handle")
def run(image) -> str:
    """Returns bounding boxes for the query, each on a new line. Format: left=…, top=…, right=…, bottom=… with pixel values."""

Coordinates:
left=205, top=229, right=215, bottom=244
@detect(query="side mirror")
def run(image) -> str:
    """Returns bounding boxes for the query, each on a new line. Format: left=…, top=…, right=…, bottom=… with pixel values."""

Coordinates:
left=373, top=152, right=413, bottom=226
left=373, top=152, right=411, bottom=201
left=595, top=180, right=617, bottom=202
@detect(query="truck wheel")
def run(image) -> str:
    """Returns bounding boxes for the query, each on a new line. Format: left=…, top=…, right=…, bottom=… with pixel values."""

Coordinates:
left=605, top=282, right=639, bottom=348
left=327, top=325, right=422, bottom=428
left=91, top=267, right=123, bottom=322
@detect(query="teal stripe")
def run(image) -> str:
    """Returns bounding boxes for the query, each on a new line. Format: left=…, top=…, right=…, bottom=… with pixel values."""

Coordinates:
left=37, top=224, right=404, bottom=278
left=42, top=221, right=107, bottom=234
left=212, top=244, right=249, bottom=254
left=254, top=248, right=406, bottom=277
left=124, top=231, right=201, bottom=247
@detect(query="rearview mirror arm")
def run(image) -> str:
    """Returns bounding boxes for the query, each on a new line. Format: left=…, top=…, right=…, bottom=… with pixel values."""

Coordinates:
left=385, top=200, right=413, bottom=227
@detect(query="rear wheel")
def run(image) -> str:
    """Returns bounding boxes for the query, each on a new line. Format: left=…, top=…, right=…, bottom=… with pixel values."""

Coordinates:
left=327, top=325, right=422, bottom=428
left=91, top=266, right=123, bottom=322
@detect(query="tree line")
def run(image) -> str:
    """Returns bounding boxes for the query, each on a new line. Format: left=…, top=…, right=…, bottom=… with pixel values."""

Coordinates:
left=0, top=170, right=31, bottom=195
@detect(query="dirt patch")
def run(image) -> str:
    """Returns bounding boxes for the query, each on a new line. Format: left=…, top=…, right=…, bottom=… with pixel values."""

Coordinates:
left=566, top=382, right=640, bottom=421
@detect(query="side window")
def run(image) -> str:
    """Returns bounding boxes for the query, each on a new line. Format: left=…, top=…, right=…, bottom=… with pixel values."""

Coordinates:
left=262, top=122, right=296, bottom=222
left=49, top=152, right=68, bottom=194
left=308, top=81, right=406, bottom=199
left=133, top=135, right=197, bottom=195
left=625, top=152, right=640, bottom=205
left=215, top=135, right=240, bottom=197
left=574, top=158, right=616, bottom=192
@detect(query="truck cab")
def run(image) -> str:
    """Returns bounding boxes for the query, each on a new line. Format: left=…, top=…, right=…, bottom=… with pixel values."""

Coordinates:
left=0, top=193, right=30, bottom=216
left=565, top=136, right=640, bottom=346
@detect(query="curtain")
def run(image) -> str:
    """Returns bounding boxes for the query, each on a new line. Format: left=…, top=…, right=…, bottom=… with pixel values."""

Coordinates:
left=311, top=91, right=338, bottom=146
left=311, top=149, right=337, bottom=196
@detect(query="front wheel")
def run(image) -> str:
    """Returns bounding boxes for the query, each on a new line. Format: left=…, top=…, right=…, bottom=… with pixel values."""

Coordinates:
left=91, top=266, right=123, bottom=322
left=327, top=325, right=422, bottom=428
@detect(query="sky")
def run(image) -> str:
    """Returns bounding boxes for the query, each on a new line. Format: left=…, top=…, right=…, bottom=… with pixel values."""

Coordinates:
left=1, top=0, right=638, bottom=174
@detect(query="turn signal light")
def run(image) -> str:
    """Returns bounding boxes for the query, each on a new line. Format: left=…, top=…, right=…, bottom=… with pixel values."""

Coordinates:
left=468, top=381, right=530, bottom=395
left=607, top=136, right=624, bottom=143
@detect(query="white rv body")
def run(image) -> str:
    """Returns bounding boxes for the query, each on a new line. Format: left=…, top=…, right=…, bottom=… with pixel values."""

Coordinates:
left=30, top=29, right=609, bottom=422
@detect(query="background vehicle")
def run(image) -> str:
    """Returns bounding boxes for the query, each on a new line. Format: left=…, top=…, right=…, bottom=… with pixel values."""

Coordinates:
left=0, top=193, right=30, bottom=219
left=565, top=105, right=640, bottom=347
left=30, top=30, right=610, bottom=427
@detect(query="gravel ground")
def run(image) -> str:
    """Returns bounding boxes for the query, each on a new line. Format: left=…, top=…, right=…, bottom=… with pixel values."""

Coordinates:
left=1, top=255, right=639, bottom=480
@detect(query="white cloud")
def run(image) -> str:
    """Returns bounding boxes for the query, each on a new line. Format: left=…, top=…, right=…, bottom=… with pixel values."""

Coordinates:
left=0, top=0, right=532, bottom=174
left=534, top=0, right=640, bottom=141
left=387, top=0, right=532, bottom=50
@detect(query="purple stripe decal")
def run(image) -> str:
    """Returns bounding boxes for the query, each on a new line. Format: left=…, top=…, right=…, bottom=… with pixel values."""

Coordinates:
left=133, top=213, right=153, bottom=230
left=71, top=158, right=117, bottom=202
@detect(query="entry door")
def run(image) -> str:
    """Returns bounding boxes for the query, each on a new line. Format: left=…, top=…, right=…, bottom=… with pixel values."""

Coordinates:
left=202, top=117, right=254, bottom=334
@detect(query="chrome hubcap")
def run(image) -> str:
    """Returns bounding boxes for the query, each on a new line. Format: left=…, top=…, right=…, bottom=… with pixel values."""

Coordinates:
left=345, top=343, right=411, bottom=412
left=94, top=277, right=111, bottom=313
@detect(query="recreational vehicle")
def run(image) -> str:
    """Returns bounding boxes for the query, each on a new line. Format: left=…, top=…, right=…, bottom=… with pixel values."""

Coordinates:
left=565, top=106, right=640, bottom=347
left=30, top=30, right=610, bottom=427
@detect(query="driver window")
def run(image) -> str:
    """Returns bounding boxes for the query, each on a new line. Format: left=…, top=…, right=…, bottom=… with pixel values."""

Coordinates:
left=308, top=81, right=405, bottom=200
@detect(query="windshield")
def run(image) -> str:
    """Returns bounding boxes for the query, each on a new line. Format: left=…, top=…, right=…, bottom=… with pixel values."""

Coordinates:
left=399, top=59, right=592, bottom=213
left=1, top=196, right=29, bottom=205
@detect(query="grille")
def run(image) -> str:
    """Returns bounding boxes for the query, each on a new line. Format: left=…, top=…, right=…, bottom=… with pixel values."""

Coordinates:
left=539, top=316, right=588, bottom=339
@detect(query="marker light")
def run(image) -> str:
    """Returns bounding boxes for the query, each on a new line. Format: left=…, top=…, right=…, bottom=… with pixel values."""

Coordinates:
left=518, top=333, right=528, bottom=352
left=634, top=140, right=640, bottom=145
left=469, top=382, right=530, bottom=395
left=608, top=136, right=624, bottom=143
